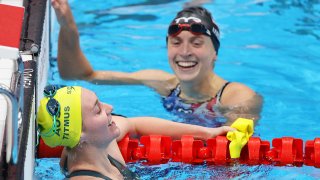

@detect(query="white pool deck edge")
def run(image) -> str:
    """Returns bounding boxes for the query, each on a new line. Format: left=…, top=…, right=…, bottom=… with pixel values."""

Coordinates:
left=0, top=0, right=25, bottom=160
left=0, top=0, right=23, bottom=6
left=0, top=0, right=50, bottom=179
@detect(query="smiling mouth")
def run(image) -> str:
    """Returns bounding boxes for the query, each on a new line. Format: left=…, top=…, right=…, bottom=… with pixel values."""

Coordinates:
left=176, top=61, right=198, bottom=68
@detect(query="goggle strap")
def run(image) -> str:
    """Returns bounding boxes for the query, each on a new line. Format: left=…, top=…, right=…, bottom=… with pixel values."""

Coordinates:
left=39, top=115, right=57, bottom=137
left=44, top=86, right=57, bottom=98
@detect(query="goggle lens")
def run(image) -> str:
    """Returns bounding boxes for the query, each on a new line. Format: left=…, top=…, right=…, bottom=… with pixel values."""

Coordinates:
left=168, top=23, right=208, bottom=37
left=44, top=85, right=57, bottom=97
left=46, top=98, right=60, bottom=116
left=38, top=85, right=62, bottom=137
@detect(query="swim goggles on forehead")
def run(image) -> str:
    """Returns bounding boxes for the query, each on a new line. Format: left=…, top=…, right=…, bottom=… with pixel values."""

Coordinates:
left=168, top=23, right=211, bottom=37
left=39, top=85, right=62, bottom=137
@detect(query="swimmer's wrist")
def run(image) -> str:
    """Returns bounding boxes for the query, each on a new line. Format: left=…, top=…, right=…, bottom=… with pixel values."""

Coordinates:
left=199, top=127, right=212, bottom=140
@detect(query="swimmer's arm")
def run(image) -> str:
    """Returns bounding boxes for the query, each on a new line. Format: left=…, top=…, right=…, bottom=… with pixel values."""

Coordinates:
left=52, top=1, right=177, bottom=95
left=114, top=116, right=234, bottom=141
left=57, top=23, right=176, bottom=94
left=52, top=0, right=94, bottom=80
left=218, top=83, right=263, bottom=125
left=88, top=70, right=177, bottom=95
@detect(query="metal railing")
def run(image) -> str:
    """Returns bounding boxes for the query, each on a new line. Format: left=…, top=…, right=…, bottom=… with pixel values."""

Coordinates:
left=0, top=57, right=24, bottom=164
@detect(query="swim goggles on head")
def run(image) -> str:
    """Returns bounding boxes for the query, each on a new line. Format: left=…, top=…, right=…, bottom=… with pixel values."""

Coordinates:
left=168, top=23, right=211, bottom=37
left=40, top=85, right=61, bottom=137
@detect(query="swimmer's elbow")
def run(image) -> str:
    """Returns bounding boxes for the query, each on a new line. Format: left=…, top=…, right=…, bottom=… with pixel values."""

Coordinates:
left=59, top=69, right=94, bottom=80
left=59, top=72, right=74, bottom=80
left=252, top=93, right=263, bottom=113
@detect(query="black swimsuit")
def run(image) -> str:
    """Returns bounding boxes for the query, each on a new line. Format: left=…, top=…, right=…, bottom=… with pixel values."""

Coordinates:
left=65, top=155, right=139, bottom=180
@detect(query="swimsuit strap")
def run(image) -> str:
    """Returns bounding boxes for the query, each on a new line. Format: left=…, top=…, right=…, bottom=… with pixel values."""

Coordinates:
left=66, top=170, right=112, bottom=180
left=171, top=83, right=181, bottom=97
left=173, top=83, right=231, bottom=102
left=216, top=82, right=231, bottom=103
left=108, top=155, right=140, bottom=180
left=64, top=155, right=139, bottom=179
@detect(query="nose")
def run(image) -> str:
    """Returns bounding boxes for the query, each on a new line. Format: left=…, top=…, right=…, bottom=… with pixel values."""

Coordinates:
left=179, top=42, right=192, bottom=58
left=103, top=103, right=113, bottom=113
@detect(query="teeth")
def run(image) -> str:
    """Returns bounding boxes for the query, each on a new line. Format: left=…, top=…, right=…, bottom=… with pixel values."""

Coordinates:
left=176, top=61, right=197, bottom=68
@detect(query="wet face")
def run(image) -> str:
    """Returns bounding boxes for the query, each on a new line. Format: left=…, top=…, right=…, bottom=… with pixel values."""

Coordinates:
left=81, top=88, right=120, bottom=148
left=167, top=31, right=217, bottom=82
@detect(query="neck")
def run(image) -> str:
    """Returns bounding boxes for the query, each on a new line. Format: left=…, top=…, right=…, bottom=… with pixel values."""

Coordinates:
left=179, top=73, right=225, bottom=102
left=68, top=144, right=122, bottom=179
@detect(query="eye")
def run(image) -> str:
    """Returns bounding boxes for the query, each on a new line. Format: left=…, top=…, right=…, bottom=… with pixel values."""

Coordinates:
left=192, top=38, right=203, bottom=47
left=94, top=102, right=101, bottom=114
left=169, top=38, right=181, bottom=46
left=191, top=37, right=204, bottom=47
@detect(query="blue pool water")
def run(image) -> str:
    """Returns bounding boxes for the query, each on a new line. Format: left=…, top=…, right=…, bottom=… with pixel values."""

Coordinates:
left=35, top=0, right=320, bottom=179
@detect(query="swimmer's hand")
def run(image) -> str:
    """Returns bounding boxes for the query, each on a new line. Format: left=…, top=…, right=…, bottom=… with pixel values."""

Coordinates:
left=208, top=126, right=236, bottom=139
left=51, top=0, right=75, bottom=27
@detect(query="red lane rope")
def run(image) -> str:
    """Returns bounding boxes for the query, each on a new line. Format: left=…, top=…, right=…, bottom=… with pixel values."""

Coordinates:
left=37, top=135, right=320, bottom=168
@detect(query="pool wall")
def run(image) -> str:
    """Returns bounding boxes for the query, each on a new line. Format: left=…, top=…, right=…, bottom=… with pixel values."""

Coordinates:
left=0, top=0, right=50, bottom=179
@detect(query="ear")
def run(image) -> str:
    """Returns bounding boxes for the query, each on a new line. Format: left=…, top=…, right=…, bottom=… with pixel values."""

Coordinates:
left=213, top=52, right=218, bottom=61
left=211, top=56, right=217, bottom=69
left=212, top=51, right=217, bottom=59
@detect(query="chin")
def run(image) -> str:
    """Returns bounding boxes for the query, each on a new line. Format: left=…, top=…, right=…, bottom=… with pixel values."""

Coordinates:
left=174, top=68, right=201, bottom=81
left=114, top=128, right=121, bottom=137
left=176, top=74, right=198, bottom=82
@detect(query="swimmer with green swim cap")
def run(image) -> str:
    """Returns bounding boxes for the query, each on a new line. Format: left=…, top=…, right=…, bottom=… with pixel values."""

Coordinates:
left=36, top=85, right=234, bottom=179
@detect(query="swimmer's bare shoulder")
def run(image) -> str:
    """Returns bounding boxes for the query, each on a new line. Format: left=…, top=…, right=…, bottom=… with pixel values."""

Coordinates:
left=218, top=82, right=263, bottom=124
left=220, top=82, right=256, bottom=106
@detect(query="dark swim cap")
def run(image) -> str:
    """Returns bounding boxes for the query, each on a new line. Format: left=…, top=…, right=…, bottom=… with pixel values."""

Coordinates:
left=167, top=7, right=220, bottom=54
